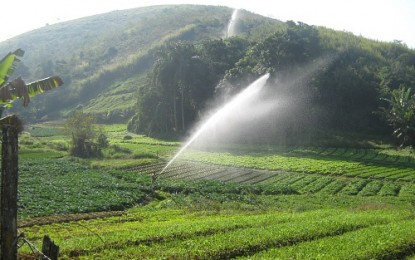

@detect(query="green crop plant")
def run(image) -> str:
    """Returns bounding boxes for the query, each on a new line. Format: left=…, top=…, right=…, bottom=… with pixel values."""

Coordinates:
left=27, top=208, right=408, bottom=259
left=249, top=218, right=415, bottom=259
left=378, top=182, right=401, bottom=196
left=18, top=158, right=150, bottom=219
left=358, top=180, right=384, bottom=196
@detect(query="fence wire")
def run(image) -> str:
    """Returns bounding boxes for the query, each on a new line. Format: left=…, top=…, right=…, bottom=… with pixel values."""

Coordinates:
left=16, top=230, right=52, bottom=260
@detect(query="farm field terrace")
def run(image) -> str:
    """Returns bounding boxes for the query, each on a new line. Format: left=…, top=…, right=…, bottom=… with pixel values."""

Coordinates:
left=18, top=207, right=415, bottom=259
left=16, top=123, right=415, bottom=259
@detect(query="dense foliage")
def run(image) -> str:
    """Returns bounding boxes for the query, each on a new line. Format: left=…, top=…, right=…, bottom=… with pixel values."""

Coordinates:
left=65, top=111, right=108, bottom=157
left=129, top=19, right=415, bottom=144
left=380, top=86, right=415, bottom=147
left=128, top=39, right=248, bottom=136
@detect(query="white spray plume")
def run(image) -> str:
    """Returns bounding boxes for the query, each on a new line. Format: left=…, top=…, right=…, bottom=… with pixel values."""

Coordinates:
left=226, top=9, right=239, bottom=38
left=160, top=73, right=270, bottom=174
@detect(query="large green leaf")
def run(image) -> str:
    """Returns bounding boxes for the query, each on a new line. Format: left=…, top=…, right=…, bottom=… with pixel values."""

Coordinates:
left=26, top=76, right=64, bottom=97
left=0, top=76, right=63, bottom=107
left=0, top=49, right=25, bottom=88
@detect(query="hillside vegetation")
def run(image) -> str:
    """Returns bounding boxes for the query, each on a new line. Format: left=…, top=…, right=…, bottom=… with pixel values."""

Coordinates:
left=129, top=20, right=415, bottom=144
left=0, top=5, right=279, bottom=122
left=0, top=4, right=414, bottom=143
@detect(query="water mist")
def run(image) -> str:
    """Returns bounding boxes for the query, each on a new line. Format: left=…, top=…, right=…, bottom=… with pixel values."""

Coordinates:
left=226, top=9, right=239, bottom=37
left=160, top=73, right=270, bottom=174
left=159, top=55, right=335, bottom=174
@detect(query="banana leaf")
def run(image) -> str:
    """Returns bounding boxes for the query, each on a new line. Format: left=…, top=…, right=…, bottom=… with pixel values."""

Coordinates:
left=0, top=49, right=25, bottom=88
left=0, top=76, right=64, bottom=107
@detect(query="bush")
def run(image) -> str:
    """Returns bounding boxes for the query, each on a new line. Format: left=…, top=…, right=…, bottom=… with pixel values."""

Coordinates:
left=97, top=132, right=109, bottom=148
left=65, top=111, right=106, bottom=158
left=70, top=139, right=103, bottom=158
left=50, top=142, right=69, bottom=151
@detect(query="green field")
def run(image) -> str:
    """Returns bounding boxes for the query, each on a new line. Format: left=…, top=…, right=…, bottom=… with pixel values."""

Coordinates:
left=15, top=124, right=415, bottom=259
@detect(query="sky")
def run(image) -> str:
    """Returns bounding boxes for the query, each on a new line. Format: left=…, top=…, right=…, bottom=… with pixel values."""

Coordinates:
left=1, top=0, right=414, bottom=48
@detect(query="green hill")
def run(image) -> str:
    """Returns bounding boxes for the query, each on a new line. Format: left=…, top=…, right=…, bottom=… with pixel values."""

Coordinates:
left=0, top=4, right=414, bottom=143
left=0, top=5, right=280, bottom=121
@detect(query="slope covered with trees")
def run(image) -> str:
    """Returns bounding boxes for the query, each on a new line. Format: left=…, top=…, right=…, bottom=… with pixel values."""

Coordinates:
left=128, top=19, right=415, bottom=145
left=1, top=4, right=414, bottom=145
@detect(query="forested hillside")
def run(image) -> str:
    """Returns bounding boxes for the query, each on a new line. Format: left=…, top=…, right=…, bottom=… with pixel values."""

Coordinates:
left=1, top=4, right=414, bottom=144
left=128, top=19, right=415, bottom=143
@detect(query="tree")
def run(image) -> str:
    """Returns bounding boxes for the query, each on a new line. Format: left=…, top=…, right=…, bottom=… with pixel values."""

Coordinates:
left=380, top=85, right=415, bottom=147
left=0, top=49, right=63, bottom=260
left=130, top=42, right=216, bottom=137
left=221, top=21, right=321, bottom=91
left=65, top=111, right=106, bottom=158
left=313, top=48, right=382, bottom=132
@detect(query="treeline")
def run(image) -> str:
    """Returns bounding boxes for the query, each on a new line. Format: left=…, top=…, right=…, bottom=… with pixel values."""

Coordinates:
left=128, top=21, right=415, bottom=144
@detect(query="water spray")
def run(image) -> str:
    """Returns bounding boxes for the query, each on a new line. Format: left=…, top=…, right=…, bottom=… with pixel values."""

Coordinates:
left=159, top=73, right=270, bottom=175
left=226, top=9, right=239, bottom=38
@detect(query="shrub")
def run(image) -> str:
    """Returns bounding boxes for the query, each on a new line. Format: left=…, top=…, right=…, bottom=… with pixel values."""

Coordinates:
left=65, top=111, right=106, bottom=158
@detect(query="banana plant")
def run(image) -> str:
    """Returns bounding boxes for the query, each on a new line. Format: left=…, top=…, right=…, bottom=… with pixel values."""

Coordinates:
left=380, top=85, right=415, bottom=147
left=0, top=49, right=63, bottom=121
left=0, top=49, right=63, bottom=260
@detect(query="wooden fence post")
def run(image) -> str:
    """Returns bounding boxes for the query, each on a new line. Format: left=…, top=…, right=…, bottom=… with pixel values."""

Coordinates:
left=42, top=235, right=59, bottom=260
left=0, top=115, right=20, bottom=260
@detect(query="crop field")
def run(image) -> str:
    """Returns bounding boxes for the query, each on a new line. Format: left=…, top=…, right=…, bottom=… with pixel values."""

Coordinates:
left=125, top=145, right=415, bottom=201
left=180, top=148, right=415, bottom=181
left=14, top=124, right=415, bottom=259
left=18, top=207, right=415, bottom=259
